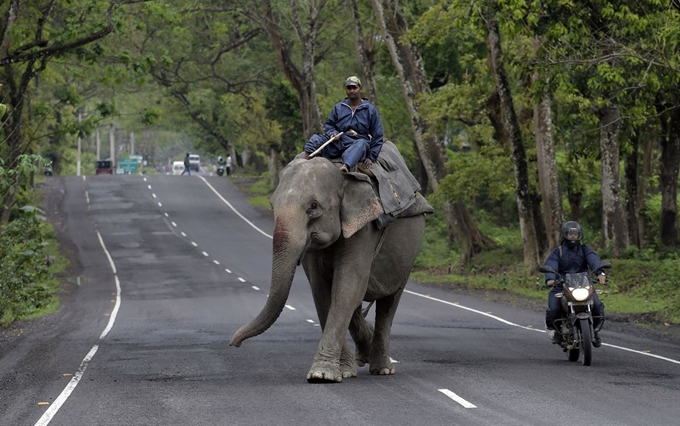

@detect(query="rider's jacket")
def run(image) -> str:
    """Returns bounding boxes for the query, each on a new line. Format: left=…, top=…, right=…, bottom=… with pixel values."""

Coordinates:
left=323, top=98, right=384, bottom=162
left=543, top=242, right=603, bottom=284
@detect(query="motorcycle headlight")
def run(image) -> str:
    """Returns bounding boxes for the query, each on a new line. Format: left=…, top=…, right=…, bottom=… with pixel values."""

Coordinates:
left=572, top=288, right=590, bottom=301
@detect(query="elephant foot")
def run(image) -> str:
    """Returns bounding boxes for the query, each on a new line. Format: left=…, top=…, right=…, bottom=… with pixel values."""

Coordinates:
left=340, top=361, right=357, bottom=379
left=306, top=360, right=343, bottom=383
left=369, top=357, right=395, bottom=376
left=340, top=349, right=357, bottom=378
left=355, top=347, right=370, bottom=367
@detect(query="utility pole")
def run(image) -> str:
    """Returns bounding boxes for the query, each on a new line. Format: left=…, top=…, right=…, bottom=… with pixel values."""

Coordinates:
left=130, top=131, right=135, bottom=157
left=76, top=111, right=82, bottom=176
left=96, top=128, right=101, bottom=160
left=109, top=125, right=115, bottom=169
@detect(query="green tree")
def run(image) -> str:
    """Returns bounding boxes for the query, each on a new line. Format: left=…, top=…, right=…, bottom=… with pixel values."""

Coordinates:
left=0, top=0, right=150, bottom=223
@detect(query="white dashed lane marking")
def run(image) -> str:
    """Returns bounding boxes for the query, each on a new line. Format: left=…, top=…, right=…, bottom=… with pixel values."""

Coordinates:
left=438, top=389, right=477, bottom=408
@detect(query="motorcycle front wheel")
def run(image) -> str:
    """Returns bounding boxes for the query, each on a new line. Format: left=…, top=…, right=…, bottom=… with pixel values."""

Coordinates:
left=579, top=318, right=593, bottom=366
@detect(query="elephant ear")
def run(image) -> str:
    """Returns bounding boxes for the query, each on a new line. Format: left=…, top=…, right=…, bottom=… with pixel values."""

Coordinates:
left=340, top=173, right=384, bottom=239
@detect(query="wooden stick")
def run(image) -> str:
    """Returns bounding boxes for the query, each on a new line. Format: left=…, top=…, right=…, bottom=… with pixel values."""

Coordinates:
left=309, top=132, right=344, bottom=158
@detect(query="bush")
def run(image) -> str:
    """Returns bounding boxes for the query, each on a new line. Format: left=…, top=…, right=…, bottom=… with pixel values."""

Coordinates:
left=0, top=206, right=53, bottom=326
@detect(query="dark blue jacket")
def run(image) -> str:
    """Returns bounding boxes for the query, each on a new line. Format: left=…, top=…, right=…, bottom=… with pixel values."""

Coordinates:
left=544, top=242, right=604, bottom=284
left=324, top=98, right=384, bottom=161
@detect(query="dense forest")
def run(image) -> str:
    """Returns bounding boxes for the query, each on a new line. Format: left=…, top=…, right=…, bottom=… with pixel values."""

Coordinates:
left=2, top=0, right=680, bottom=274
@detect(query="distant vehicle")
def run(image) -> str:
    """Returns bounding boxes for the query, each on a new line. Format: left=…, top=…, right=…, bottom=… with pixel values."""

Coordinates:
left=188, top=154, right=200, bottom=172
left=44, top=161, right=53, bottom=176
left=172, top=161, right=184, bottom=175
left=95, top=159, right=113, bottom=175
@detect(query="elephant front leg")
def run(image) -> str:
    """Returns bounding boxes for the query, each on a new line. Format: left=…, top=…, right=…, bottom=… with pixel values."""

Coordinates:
left=308, top=287, right=367, bottom=382
left=306, top=339, right=344, bottom=383
left=306, top=340, right=357, bottom=383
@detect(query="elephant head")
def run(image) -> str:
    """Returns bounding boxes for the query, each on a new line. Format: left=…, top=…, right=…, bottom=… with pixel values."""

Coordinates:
left=230, top=158, right=383, bottom=347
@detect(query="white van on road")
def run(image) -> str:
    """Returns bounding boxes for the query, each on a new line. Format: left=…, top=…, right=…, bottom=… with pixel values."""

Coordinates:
left=188, top=154, right=200, bottom=172
left=172, top=161, right=184, bottom=175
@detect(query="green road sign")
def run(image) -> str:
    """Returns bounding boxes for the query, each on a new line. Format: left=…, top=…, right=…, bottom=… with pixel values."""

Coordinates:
left=118, top=158, right=138, bottom=174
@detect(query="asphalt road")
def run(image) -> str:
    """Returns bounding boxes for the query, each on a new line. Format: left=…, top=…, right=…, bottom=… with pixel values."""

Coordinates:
left=1, top=173, right=679, bottom=426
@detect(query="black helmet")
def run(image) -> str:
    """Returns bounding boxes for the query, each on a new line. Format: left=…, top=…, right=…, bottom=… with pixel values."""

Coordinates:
left=562, top=221, right=582, bottom=245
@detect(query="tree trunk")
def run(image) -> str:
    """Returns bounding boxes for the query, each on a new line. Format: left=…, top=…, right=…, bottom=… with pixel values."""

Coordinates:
left=0, top=1, right=21, bottom=224
left=370, top=0, right=446, bottom=186
left=452, top=202, right=497, bottom=262
left=268, top=145, right=281, bottom=190
left=624, top=132, right=641, bottom=249
left=532, top=38, right=563, bottom=252
left=599, top=106, right=628, bottom=255
left=349, top=0, right=378, bottom=106
left=261, top=0, right=323, bottom=139
left=659, top=106, right=680, bottom=248
left=567, top=190, right=583, bottom=222
left=1, top=69, right=31, bottom=224
left=371, top=0, right=494, bottom=259
left=484, top=13, right=540, bottom=270
left=638, top=132, right=655, bottom=245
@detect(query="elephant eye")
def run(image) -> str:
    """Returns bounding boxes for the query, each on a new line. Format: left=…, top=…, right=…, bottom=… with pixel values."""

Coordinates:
left=306, top=201, right=321, bottom=216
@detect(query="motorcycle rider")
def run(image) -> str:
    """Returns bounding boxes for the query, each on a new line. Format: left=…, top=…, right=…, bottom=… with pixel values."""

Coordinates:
left=543, top=221, right=607, bottom=347
left=217, top=156, right=226, bottom=175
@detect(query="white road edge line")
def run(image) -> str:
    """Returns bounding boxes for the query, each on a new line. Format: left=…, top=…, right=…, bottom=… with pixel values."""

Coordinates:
left=404, top=289, right=680, bottom=365
left=35, top=346, right=100, bottom=426
left=35, top=231, right=121, bottom=426
left=99, top=275, right=121, bottom=340
left=96, top=231, right=116, bottom=275
left=438, top=389, right=477, bottom=408
left=198, top=176, right=272, bottom=239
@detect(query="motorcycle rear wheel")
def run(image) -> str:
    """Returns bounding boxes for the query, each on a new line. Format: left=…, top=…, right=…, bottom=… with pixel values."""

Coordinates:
left=579, top=318, right=593, bottom=366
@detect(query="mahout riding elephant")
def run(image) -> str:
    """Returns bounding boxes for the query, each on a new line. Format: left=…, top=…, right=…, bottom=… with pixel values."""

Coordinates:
left=230, top=157, right=427, bottom=383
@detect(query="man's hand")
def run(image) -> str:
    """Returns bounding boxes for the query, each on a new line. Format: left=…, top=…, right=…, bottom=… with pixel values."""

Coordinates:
left=547, top=280, right=555, bottom=287
left=598, top=274, right=606, bottom=285
left=362, top=158, right=373, bottom=168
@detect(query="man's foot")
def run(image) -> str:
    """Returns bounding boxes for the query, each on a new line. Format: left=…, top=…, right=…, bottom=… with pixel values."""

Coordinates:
left=546, top=326, right=562, bottom=344
left=339, top=164, right=349, bottom=173
left=593, top=332, right=601, bottom=348
left=552, top=333, right=563, bottom=344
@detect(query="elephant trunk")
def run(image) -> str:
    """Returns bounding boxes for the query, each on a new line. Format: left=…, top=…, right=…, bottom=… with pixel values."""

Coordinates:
left=230, top=216, right=305, bottom=347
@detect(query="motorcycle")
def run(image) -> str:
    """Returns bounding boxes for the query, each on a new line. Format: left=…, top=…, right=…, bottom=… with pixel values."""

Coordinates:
left=216, top=164, right=225, bottom=176
left=44, top=161, right=53, bottom=176
left=539, top=261, right=611, bottom=366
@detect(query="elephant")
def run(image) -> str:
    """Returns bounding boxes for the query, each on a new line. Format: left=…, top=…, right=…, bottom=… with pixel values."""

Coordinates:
left=230, top=156, right=427, bottom=383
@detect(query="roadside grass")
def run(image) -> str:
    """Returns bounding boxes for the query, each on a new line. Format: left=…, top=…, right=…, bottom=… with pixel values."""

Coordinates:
left=0, top=223, right=66, bottom=327
left=230, top=174, right=680, bottom=326
left=16, top=235, right=65, bottom=321
left=229, top=172, right=271, bottom=210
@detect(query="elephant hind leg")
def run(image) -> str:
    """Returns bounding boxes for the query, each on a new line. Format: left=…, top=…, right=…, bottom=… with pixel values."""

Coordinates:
left=369, top=290, right=404, bottom=376
left=349, top=304, right=374, bottom=367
